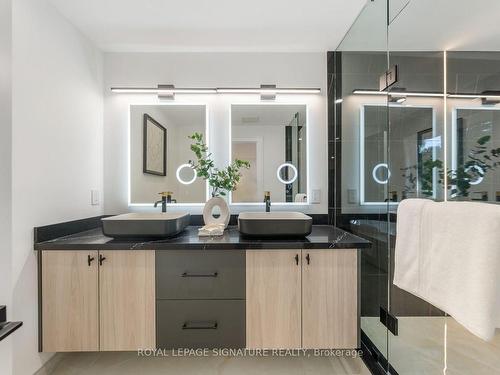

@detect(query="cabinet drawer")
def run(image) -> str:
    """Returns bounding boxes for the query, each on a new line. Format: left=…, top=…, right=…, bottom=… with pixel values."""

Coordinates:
left=156, top=250, right=245, bottom=299
left=156, top=300, right=245, bottom=349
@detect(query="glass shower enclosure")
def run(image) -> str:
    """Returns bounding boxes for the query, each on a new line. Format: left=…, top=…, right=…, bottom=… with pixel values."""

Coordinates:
left=332, top=1, right=500, bottom=374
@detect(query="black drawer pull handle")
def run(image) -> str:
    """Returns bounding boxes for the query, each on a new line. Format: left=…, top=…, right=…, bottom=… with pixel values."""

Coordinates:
left=99, top=254, right=106, bottom=266
left=181, top=272, right=218, bottom=278
left=295, top=254, right=299, bottom=265
left=306, top=253, right=310, bottom=265
left=182, top=321, right=218, bottom=330
left=87, top=255, right=95, bottom=267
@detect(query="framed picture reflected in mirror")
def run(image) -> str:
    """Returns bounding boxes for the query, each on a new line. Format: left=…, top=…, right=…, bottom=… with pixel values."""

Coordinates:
left=143, top=114, right=167, bottom=176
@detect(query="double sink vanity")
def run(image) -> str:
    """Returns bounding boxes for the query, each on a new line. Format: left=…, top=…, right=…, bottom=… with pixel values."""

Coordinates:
left=34, top=103, right=370, bottom=353
left=34, top=212, right=370, bottom=353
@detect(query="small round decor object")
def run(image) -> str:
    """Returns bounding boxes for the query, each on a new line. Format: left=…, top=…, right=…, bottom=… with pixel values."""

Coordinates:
left=372, top=163, right=391, bottom=185
left=276, top=163, right=298, bottom=184
left=203, top=196, right=230, bottom=228
left=176, top=164, right=197, bottom=185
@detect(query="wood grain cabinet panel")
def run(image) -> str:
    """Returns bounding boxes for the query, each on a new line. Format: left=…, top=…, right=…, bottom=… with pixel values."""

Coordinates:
left=246, top=250, right=301, bottom=349
left=42, top=250, right=99, bottom=352
left=99, top=250, right=155, bottom=351
left=302, top=249, right=358, bottom=349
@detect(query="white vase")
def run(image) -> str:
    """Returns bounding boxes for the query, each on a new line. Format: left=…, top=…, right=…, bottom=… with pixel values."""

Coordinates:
left=203, top=196, right=230, bottom=228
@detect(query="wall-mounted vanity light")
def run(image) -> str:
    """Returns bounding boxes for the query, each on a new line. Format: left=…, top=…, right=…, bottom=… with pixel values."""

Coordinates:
left=276, top=163, right=298, bottom=184
left=111, top=85, right=217, bottom=100
left=217, top=85, right=321, bottom=100
left=176, top=164, right=197, bottom=185
left=112, top=84, right=320, bottom=100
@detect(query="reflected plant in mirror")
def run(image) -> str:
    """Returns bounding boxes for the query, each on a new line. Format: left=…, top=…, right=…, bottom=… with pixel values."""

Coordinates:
left=188, top=132, right=250, bottom=197
left=399, top=135, right=500, bottom=199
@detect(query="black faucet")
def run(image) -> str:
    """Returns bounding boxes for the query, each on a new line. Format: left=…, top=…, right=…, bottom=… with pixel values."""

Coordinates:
left=154, top=192, right=172, bottom=213
left=264, top=191, right=271, bottom=212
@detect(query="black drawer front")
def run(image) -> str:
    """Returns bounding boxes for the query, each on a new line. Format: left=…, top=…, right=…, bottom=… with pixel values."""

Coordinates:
left=157, top=300, right=245, bottom=349
left=156, top=250, right=245, bottom=299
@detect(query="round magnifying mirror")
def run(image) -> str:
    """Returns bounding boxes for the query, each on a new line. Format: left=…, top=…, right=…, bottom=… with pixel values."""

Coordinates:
left=176, top=164, right=197, bottom=185
left=372, top=163, right=391, bottom=185
left=465, top=165, right=484, bottom=185
left=276, top=163, right=298, bottom=184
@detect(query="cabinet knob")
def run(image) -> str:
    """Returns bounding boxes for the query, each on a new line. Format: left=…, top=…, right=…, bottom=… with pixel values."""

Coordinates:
left=99, top=254, right=106, bottom=266
left=87, top=255, right=95, bottom=267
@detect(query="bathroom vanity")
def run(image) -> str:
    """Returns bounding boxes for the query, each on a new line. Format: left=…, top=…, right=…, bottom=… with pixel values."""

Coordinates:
left=34, top=219, right=370, bottom=353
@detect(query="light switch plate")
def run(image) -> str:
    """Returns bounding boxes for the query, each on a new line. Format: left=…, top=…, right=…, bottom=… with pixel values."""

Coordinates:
left=91, top=190, right=100, bottom=206
left=311, top=189, right=321, bottom=204
left=348, top=189, right=357, bottom=204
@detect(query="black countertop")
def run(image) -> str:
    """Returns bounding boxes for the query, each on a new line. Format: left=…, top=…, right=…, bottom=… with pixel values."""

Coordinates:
left=34, top=225, right=371, bottom=251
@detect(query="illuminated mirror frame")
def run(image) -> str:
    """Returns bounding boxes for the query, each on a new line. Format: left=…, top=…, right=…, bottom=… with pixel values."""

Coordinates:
left=360, top=104, right=437, bottom=205
left=451, top=106, right=500, bottom=195
left=229, top=103, right=310, bottom=206
left=128, top=103, right=210, bottom=207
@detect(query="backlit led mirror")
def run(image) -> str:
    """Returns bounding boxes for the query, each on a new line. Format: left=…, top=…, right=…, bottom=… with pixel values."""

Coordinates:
left=231, top=104, right=307, bottom=203
left=361, top=105, right=438, bottom=204
left=129, top=105, right=207, bottom=205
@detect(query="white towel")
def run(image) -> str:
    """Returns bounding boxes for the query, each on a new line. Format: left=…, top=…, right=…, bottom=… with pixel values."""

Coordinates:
left=394, top=199, right=500, bottom=341
left=295, top=193, right=307, bottom=203
left=198, top=223, right=225, bottom=237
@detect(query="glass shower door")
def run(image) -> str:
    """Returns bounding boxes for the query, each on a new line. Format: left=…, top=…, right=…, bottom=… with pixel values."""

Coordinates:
left=333, top=0, right=391, bottom=372
left=386, top=4, right=448, bottom=373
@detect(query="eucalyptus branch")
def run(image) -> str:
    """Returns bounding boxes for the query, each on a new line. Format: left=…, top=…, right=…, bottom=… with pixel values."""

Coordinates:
left=188, top=132, right=250, bottom=197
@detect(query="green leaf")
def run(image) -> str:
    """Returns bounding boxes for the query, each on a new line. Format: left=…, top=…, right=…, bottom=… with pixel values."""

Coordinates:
left=477, top=135, right=491, bottom=145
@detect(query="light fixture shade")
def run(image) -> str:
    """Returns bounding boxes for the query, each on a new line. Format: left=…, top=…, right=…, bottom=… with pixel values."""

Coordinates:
left=110, top=87, right=217, bottom=94
left=111, top=86, right=320, bottom=95
left=216, top=87, right=321, bottom=94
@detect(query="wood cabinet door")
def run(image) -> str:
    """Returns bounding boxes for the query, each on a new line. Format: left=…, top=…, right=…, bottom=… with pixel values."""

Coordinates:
left=302, top=249, right=358, bottom=349
left=99, top=250, right=155, bottom=351
left=246, top=250, right=301, bottom=349
left=42, top=250, right=99, bottom=352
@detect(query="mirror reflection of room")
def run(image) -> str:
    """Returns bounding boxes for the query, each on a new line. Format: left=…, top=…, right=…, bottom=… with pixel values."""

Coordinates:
left=231, top=104, right=307, bottom=203
left=130, top=105, right=207, bottom=204
left=362, top=105, right=437, bottom=204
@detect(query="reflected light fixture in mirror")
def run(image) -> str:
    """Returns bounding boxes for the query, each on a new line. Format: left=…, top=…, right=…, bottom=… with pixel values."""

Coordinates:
left=176, top=164, right=197, bottom=185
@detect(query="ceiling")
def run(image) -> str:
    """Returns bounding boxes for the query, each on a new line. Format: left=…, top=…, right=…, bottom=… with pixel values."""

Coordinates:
left=339, top=0, right=500, bottom=51
left=47, top=0, right=367, bottom=52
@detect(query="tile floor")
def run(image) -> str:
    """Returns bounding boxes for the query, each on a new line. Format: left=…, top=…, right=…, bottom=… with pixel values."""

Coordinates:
left=36, top=351, right=371, bottom=375
left=363, top=316, right=500, bottom=375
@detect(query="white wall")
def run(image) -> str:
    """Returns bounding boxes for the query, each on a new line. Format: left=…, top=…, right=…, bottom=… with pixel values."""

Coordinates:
left=104, top=52, right=327, bottom=214
left=0, top=0, right=13, bottom=372
left=11, top=0, right=103, bottom=373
